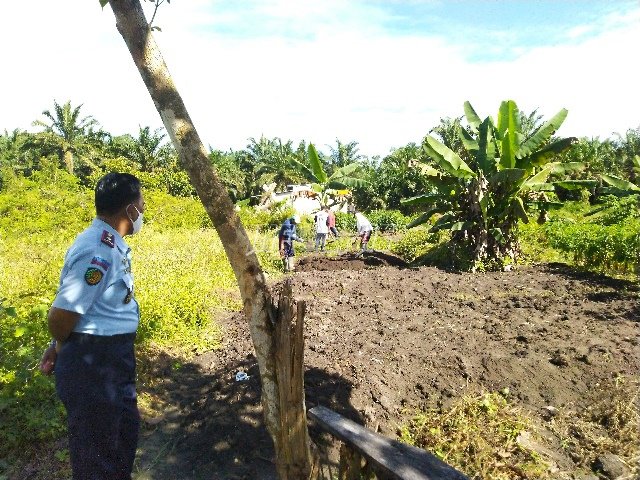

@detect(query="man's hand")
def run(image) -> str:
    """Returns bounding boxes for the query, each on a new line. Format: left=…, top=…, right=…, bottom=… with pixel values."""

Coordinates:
left=279, top=248, right=285, bottom=258
left=39, top=343, right=57, bottom=375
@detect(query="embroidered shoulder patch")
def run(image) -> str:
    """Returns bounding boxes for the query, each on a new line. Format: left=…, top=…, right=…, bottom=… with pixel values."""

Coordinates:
left=101, top=230, right=115, bottom=248
left=84, top=268, right=103, bottom=286
left=90, top=256, right=111, bottom=271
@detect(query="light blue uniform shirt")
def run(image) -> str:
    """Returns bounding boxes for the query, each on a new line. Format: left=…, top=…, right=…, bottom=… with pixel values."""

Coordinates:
left=52, top=218, right=140, bottom=336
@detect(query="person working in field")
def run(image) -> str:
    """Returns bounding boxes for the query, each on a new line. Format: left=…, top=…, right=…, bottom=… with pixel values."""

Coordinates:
left=278, top=214, right=303, bottom=271
left=39, top=172, right=145, bottom=480
left=314, top=206, right=329, bottom=252
left=327, top=207, right=339, bottom=238
left=353, top=209, right=373, bottom=253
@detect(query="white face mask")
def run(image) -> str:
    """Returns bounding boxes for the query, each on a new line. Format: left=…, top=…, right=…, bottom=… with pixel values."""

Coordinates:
left=127, top=205, right=144, bottom=235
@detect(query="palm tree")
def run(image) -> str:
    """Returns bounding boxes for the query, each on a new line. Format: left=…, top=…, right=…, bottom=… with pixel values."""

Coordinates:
left=32, top=100, right=100, bottom=174
left=245, top=136, right=304, bottom=191
left=328, top=139, right=363, bottom=170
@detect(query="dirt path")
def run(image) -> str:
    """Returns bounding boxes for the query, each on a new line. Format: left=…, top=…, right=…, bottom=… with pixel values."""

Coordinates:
left=131, top=254, right=638, bottom=479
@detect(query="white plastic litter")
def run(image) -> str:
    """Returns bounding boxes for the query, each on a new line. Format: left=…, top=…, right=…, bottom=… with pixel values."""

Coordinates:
left=235, top=371, right=249, bottom=381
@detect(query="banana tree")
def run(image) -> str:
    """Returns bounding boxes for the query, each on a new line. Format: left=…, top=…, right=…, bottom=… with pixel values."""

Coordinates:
left=402, top=100, right=583, bottom=268
left=292, top=143, right=368, bottom=207
left=600, top=157, right=640, bottom=195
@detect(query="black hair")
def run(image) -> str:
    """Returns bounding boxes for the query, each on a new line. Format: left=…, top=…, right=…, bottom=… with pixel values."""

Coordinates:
left=95, top=172, right=142, bottom=215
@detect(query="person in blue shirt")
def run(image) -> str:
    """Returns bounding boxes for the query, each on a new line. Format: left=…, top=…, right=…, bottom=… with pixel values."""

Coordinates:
left=39, top=172, right=145, bottom=480
left=278, top=214, right=303, bottom=271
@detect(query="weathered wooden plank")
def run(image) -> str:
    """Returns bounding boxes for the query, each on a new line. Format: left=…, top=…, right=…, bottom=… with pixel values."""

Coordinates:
left=308, top=406, right=469, bottom=480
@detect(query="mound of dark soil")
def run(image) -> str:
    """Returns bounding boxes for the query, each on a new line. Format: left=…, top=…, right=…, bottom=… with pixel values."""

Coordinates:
left=124, top=261, right=638, bottom=480
left=296, top=251, right=408, bottom=272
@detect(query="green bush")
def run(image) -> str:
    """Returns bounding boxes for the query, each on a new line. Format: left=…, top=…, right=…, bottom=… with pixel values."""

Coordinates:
left=0, top=301, right=66, bottom=455
left=335, top=211, right=355, bottom=232
left=368, top=209, right=410, bottom=232
left=546, top=219, right=639, bottom=272
left=236, top=200, right=296, bottom=233
left=391, top=227, right=438, bottom=262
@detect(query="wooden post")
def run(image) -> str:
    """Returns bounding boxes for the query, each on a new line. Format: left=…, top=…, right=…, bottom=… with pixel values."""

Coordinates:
left=274, top=279, right=316, bottom=479
left=339, top=443, right=363, bottom=480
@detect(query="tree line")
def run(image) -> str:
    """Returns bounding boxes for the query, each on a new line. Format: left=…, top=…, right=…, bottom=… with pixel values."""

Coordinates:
left=1, top=99, right=638, bottom=213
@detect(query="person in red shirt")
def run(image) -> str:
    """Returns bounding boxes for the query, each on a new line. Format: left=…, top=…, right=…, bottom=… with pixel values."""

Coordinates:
left=327, top=207, right=339, bottom=238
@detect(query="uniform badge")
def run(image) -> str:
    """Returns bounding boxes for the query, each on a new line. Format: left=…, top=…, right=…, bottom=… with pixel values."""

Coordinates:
left=100, top=230, right=115, bottom=248
left=90, top=256, right=111, bottom=271
left=84, top=268, right=103, bottom=285
left=124, top=288, right=133, bottom=304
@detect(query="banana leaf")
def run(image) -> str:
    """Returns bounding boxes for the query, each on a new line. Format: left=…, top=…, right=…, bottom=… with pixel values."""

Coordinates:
left=331, top=162, right=361, bottom=178
left=450, top=221, right=473, bottom=232
left=497, top=100, right=520, bottom=170
left=553, top=180, right=598, bottom=191
left=510, top=197, right=529, bottom=223
left=527, top=137, right=578, bottom=167
left=601, top=174, right=640, bottom=192
left=429, top=213, right=455, bottom=232
left=290, top=158, right=318, bottom=183
left=407, top=206, right=447, bottom=228
left=307, top=144, right=327, bottom=184
left=459, top=125, right=478, bottom=152
left=424, top=136, right=476, bottom=179
left=489, top=169, right=527, bottom=188
left=477, top=117, right=496, bottom=175
left=401, top=193, right=440, bottom=207
left=517, top=109, right=568, bottom=159
left=463, top=101, right=482, bottom=132
left=489, top=227, right=504, bottom=243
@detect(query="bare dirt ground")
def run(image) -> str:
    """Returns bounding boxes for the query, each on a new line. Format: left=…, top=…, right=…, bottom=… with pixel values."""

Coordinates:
left=127, top=253, right=639, bottom=480
left=11, top=254, right=638, bottom=479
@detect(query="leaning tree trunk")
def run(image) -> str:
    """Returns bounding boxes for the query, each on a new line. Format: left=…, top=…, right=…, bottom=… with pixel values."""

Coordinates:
left=106, top=1, right=313, bottom=477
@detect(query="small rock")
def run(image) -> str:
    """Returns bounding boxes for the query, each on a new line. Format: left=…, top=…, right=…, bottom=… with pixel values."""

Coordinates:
left=541, top=405, right=558, bottom=419
left=592, top=453, right=629, bottom=479
left=549, top=353, right=569, bottom=367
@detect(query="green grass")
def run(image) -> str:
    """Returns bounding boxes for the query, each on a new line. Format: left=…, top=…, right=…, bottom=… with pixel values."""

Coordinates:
left=0, top=170, right=283, bottom=460
left=400, top=392, right=549, bottom=479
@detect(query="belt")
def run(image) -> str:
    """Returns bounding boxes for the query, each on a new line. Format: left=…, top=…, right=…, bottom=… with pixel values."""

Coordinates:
left=67, top=332, right=136, bottom=344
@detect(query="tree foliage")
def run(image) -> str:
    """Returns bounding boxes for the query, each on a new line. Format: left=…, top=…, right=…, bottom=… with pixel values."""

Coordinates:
left=402, top=100, right=581, bottom=269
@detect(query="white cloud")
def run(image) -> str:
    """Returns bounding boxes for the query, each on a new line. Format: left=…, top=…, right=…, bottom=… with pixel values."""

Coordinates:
left=0, top=1, right=638, bottom=159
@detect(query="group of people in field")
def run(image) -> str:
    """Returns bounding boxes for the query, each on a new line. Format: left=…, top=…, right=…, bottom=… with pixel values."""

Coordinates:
left=278, top=206, right=373, bottom=271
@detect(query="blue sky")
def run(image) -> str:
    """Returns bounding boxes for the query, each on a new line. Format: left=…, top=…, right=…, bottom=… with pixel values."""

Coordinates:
left=0, top=0, right=638, bottom=158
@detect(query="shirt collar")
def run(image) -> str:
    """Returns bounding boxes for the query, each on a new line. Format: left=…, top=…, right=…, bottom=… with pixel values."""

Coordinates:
left=91, top=218, right=130, bottom=253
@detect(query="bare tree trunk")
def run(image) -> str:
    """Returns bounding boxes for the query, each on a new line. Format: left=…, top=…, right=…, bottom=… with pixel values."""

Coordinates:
left=106, top=1, right=312, bottom=477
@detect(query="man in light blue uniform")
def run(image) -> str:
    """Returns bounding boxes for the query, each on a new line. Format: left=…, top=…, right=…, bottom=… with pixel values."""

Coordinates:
left=40, top=172, right=145, bottom=480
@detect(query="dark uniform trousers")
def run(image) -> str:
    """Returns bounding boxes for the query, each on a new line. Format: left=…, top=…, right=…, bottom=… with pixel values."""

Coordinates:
left=55, top=333, right=139, bottom=480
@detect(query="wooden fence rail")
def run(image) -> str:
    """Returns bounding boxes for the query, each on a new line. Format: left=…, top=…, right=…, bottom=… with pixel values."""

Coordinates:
left=308, top=406, right=469, bottom=480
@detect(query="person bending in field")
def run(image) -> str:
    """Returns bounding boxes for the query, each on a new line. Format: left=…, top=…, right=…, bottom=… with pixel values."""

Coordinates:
left=353, top=209, right=373, bottom=253
left=278, top=214, right=303, bottom=271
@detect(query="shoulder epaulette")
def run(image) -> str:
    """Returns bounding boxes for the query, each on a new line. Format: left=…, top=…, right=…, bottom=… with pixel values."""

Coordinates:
left=100, top=230, right=115, bottom=248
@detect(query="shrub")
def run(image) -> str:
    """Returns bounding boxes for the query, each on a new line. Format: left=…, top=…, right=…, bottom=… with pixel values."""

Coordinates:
left=546, top=219, right=639, bottom=273
left=367, top=209, right=410, bottom=232
left=335, top=211, right=355, bottom=232
left=391, top=227, right=438, bottom=262
left=237, top=201, right=295, bottom=233
left=0, top=301, right=66, bottom=455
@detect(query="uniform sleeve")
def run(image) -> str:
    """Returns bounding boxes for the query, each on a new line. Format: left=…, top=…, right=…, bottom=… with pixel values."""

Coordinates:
left=52, top=247, right=114, bottom=315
